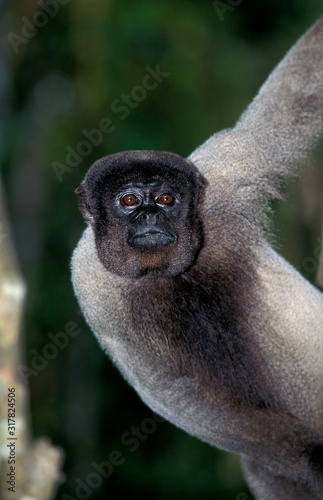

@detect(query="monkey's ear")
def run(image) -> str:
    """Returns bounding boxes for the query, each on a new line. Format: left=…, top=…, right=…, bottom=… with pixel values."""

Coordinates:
left=190, top=162, right=208, bottom=204
left=75, top=183, right=94, bottom=225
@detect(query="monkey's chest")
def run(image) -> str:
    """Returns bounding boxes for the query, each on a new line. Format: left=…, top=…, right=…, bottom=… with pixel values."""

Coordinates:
left=127, top=284, right=275, bottom=412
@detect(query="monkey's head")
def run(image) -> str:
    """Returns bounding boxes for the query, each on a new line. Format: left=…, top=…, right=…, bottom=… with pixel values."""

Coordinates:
left=76, top=150, right=207, bottom=278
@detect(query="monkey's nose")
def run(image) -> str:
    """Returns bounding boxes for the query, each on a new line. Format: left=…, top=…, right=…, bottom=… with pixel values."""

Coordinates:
left=137, top=210, right=162, bottom=225
left=142, top=212, right=158, bottom=224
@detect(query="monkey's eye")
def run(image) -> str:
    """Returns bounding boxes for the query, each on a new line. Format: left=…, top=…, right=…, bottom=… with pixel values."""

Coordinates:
left=156, top=193, right=174, bottom=206
left=121, top=194, right=140, bottom=206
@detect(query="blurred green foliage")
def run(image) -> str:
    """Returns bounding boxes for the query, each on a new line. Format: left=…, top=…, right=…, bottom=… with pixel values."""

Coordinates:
left=1, top=0, right=323, bottom=498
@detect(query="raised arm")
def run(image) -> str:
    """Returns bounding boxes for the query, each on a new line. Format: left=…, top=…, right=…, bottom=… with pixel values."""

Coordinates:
left=189, top=18, right=323, bottom=219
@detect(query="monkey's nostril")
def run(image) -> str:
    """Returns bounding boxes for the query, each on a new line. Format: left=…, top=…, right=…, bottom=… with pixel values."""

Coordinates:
left=138, top=211, right=161, bottom=224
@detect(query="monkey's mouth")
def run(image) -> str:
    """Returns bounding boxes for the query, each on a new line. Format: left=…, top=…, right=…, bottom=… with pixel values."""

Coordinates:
left=128, top=228, right=175, bottom=249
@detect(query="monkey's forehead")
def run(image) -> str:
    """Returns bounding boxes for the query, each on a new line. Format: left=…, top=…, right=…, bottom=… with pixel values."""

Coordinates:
left=84, top=150, right=200, bottom=190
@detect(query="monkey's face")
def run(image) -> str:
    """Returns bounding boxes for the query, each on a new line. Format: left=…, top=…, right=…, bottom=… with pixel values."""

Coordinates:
left=114, top=182, right=178, bottom=250
left=76, top=151, right=207, bottom=278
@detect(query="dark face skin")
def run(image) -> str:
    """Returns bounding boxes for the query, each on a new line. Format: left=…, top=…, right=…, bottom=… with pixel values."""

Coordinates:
left=76, top=151, right=207, bottom=278
left=112, top=181, right=180, bottom=251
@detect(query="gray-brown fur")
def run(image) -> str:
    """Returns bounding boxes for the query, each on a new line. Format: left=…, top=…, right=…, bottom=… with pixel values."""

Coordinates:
left=71, top=18, right=323, bottom=500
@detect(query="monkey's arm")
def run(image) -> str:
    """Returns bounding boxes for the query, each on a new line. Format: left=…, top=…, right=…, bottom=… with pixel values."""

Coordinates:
left=189, top=17, right=323, bottom=216
left=242, top=457, right=323, bottom=500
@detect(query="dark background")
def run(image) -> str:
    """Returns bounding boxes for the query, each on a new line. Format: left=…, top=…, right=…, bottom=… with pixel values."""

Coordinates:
left=1, top=1, right=323, bottom=498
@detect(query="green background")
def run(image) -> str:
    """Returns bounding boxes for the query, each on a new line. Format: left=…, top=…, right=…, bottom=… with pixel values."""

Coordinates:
left=1, top=0, right=323, bottom=498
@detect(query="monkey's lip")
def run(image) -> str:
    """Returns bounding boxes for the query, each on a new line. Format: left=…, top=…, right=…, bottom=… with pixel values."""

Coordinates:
left=128, top=228, right=175, bottom=248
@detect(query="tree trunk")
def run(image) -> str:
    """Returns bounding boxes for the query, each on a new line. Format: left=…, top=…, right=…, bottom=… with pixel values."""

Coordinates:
left=0, top=179, right=64, bottom=499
